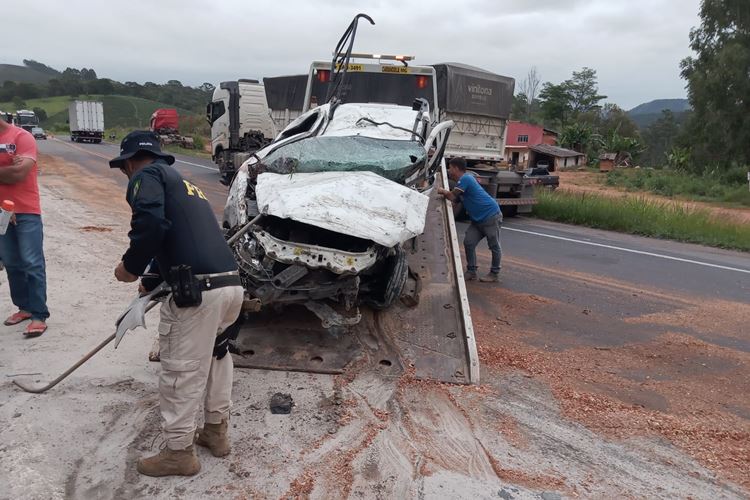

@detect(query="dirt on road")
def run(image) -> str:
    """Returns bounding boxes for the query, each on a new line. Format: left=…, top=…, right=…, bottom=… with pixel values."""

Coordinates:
left=0, top=155, right=747, bottom=499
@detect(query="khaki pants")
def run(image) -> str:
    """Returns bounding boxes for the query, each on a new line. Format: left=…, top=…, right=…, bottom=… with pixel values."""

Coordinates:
left=157, top=285, right=244, bottom=450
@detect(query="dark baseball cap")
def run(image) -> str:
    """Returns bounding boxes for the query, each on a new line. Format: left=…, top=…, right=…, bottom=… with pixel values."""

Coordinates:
left=109, top=130, right=175, bottom=168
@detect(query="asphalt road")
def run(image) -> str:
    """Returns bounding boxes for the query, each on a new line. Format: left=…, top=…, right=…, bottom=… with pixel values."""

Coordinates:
left=38, top=135, right=749, bottom=306
left=31, top=135, right=750, bottom=492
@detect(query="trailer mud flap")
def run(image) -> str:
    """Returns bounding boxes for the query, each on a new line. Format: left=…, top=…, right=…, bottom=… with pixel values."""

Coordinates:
left=231, top=167, right=478, bottom=384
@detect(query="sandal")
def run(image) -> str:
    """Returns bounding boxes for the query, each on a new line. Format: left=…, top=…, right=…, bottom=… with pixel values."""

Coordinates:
left=24, top=321, right=48, bottom=338
left=4, top=311, right=32, bottom=326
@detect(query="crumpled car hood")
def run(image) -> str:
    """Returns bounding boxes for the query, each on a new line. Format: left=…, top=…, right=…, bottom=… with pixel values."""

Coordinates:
left=255, top=171, right=429, bottom=247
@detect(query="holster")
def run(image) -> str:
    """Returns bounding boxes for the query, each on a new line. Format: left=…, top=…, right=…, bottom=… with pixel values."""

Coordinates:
left=168, top=265, right=202, bottom=308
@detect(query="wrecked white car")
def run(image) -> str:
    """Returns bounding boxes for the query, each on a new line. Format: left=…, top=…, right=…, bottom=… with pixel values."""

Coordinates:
left=224, top=101, right=452, bottom=327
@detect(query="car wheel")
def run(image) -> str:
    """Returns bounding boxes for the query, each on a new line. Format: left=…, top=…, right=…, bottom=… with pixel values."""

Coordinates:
left=365, top=247, right=408, bottom=310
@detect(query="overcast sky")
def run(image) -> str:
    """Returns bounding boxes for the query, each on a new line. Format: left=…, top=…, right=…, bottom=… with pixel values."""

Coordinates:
left=4, top=0, right=700, bottom=109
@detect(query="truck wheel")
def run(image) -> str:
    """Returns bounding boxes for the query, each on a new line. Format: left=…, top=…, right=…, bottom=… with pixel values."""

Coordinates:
left=365, top=247, right=408, bottom=310
left=502, top=206, right=518, bottom=217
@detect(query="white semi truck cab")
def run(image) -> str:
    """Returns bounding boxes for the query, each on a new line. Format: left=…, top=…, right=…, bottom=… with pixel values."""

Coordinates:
left=207, top=79, right=277, bottom=185
left=14, top=110, right=39, bottom=133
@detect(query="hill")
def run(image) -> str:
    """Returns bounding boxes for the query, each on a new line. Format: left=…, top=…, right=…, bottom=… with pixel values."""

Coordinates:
left=0, top=64, right=57, bottom=85
left=628, top=98, right=691, bottom=116
left=0, top=95, right=200, bottom=130
left=627, top=98, right=691, bottom=128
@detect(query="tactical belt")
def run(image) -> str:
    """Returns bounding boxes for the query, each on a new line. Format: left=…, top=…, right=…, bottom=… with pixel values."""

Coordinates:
left=194, top=272, right=242, bottom=292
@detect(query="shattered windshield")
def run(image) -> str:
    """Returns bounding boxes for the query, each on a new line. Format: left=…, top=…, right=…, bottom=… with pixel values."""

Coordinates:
left=259, top=136, right=427, bottom=184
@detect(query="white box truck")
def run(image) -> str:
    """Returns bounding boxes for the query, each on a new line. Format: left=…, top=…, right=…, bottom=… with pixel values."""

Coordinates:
left=69, top=100, right=104, bottom=143
left=432, top=63, right=558, bottom=215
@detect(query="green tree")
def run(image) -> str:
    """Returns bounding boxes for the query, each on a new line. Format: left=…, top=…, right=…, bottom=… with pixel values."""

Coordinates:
left=680, top=0, right=750, bottom=166
left=61, top=67, right=81, bottom=79
left=538, top=82, right=572, bottom=128
left=46, top=78, right=65, bottom=96
left=511, top=92, right=529, bottom=120
left=567, top=67, right=607, bottom=116
left=0, top=81, right=17, bottom=101
left=80, top=68, right=98, bottom=81
left=596, top=104, right=638, bottom=138
left=32, top=107, right=48, bottom=122
left=22, top=59, right=60, bottom=76
left=17, top=82, right=40, bottom=99
left=558, top=122, right=595, bottom=154
left=86, top=78, right=114, bottom=94
left=641, top=110, right=681, bottom=167
left=538, top=67, right=606, bottom=128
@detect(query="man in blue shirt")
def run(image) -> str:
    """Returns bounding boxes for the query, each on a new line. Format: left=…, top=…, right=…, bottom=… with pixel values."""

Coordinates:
left=438, top=157, right=502, bottom=282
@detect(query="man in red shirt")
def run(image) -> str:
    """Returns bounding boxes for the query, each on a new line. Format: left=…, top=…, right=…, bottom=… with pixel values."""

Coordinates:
left=0, top=117, right=49, bottom=336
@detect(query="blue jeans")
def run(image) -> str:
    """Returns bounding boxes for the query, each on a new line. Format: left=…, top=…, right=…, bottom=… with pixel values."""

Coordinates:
left=0, top=214, right=49, bottom=320
left=464, top=213, right=502, bottom=274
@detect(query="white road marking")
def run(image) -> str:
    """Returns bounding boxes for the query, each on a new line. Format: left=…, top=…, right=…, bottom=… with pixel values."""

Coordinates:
left=174, top=158, right=218, bottom=171
left=504, top=226, right=750, bottom=275
left=53, top=137, right=219, bottom=172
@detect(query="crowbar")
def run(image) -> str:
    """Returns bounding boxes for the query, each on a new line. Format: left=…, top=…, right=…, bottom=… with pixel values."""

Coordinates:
left=13, top=286, right=166, bottom=394
left=13, top=217, right=260, bottom=395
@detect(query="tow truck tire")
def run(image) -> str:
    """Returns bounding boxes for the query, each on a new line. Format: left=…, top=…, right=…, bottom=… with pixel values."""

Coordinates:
left=365, top=247, right=408, bottom=310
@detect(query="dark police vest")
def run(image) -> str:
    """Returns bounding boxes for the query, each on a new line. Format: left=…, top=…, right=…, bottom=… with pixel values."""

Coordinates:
left=123, top=160, right=237, bottom=278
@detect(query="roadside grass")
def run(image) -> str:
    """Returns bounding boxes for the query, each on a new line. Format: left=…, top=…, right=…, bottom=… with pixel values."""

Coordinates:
left=604, top=167, right=750, bottom=207
left=162, top=144, right=212, bottom=160
left=532, top=189, right=750, bottom=252
left=0, top=95, right=201, bottom=131
left=105, top=126, right=211, bottom=160
left=0, top=96, right=71, bottom=117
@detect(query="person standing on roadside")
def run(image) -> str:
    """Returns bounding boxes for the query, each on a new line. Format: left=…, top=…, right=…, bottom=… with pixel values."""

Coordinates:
left=438, top=157, right=503, bottom=282
left=0, top=115, right=49, bottom=336
left=110, top=131, right=244, bottom=477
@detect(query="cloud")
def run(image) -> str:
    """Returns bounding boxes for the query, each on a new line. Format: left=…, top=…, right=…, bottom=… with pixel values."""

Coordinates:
left=1, top=0, right=700, bottom=108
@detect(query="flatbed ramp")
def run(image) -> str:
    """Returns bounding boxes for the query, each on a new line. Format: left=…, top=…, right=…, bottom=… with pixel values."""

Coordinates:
left=233, top=171, right=478, bottom=384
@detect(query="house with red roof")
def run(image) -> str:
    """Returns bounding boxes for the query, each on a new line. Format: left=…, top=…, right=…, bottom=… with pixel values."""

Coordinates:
left=504, top=121, right=558, bottom=168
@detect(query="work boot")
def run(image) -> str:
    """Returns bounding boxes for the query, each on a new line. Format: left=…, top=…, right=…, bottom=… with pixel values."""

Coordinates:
left=464, top=270, right=478, bottom=281
left=195, top=420, right=231, bottom=457
left=479, top=272, right=500, bottom=283
left=136, top=445, right=201, bottom=477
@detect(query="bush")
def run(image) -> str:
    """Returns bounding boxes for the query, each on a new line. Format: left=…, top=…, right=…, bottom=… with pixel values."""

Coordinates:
left=649, top=176, right=674, bottom=196
left=604, top=167, right=750, bottom=207
left=719, top=165, right=749, bottom=185
left=32, top=107, right=48, bottom=122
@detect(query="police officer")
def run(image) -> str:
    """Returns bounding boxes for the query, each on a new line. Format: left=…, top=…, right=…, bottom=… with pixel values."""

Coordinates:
left=110, top=131, right=243, bottom=477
